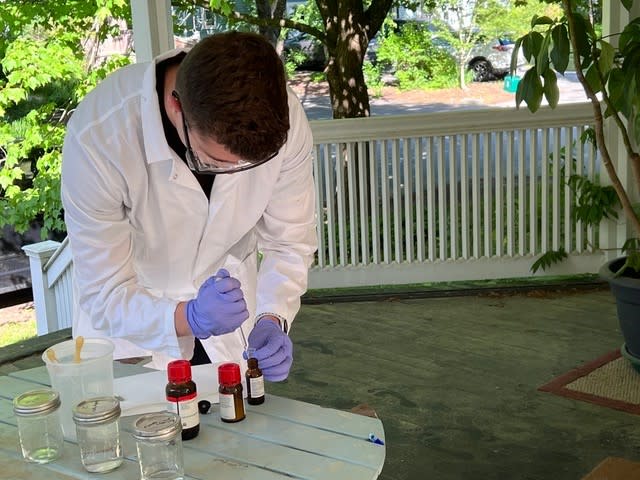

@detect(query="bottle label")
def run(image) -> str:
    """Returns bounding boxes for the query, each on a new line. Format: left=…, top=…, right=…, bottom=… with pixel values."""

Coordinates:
left=219, top=392, right=239, bottom=420
left=248, top=377, right=265, bottom=398
left=167, top=395, right=199, bottom=429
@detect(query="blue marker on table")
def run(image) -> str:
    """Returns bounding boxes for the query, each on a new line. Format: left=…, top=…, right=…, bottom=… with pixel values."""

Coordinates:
left=368, top=433, right=384, bottom=445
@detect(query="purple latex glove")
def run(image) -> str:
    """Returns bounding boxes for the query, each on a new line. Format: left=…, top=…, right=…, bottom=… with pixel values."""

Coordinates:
left=186, top=269, right=249, bottom=339
left=246, top=319, right=293, bottom=382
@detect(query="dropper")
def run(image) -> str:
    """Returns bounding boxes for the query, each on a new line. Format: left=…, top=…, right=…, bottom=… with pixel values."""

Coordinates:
left=239, top=327, right=248, bottom=355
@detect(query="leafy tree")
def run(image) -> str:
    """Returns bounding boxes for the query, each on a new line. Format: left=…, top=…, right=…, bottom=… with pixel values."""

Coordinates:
left=375, top=21, right=458, bottom=90
left=430, top=0, right=562, bottom=89
left=1, top=1, right=132, bottom=238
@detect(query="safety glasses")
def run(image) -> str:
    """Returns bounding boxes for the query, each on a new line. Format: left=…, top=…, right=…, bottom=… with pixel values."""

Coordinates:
left=172, top=91, right=278, bottom=175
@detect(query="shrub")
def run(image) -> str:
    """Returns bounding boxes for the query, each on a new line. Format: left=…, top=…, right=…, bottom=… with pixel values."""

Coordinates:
left=376, top=23, right=457, bottom=90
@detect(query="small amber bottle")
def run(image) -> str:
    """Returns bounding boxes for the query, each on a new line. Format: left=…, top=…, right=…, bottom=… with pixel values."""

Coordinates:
left=166, top=360, right=200, bottom=440
left=218, top=363, right=245, bottom=423
left=245, top=349, right=265, bottom=405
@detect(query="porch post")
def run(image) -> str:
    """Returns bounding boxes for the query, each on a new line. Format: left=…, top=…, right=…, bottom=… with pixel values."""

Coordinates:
left=599, top=2, right=640, bottom=260
left=22, top=241, right=62, bottom=336
left=130, top=0, right=174, bottom=63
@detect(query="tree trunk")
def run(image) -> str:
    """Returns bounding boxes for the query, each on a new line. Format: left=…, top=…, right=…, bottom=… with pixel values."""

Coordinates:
left=325, top=41, right=371, bottom=119
left=458, top=59, right=467, bottom=89
left=255, top=0, right=286, bottom=47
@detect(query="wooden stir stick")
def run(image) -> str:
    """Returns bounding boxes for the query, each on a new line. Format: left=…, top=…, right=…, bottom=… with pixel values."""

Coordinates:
left=46, top=348, right=59, bottom=363
left=74, top=336, right=84, bottom=363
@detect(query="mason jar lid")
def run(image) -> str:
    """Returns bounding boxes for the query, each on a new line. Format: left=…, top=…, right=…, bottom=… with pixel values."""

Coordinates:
left=73, top=396, right=121, bottom=425
left=133, top=412, right=182, bottom=442
left=13, top=389, right=61, bottom=417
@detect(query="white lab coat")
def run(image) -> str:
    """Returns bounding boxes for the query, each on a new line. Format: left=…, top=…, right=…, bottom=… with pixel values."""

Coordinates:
left=61, top=49, right=317, bottom=369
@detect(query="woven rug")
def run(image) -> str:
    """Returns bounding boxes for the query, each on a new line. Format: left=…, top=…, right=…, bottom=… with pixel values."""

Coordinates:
left=581, top=457, right=640, bottom=480
left=539, top=349, right=640, bottom=414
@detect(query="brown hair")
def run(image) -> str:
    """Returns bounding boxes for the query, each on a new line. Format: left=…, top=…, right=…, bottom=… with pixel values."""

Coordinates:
left=175, top=31, right=289, bottom=162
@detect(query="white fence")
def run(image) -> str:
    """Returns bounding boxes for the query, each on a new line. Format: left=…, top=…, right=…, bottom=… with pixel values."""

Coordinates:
left=24, top=102, right=608, bottom=334
left=309, top=103, right=604, bottom=288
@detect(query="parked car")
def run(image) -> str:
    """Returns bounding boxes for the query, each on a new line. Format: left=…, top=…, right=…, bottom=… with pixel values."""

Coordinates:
left=467, top=38, right=523, bottom=82
left=283, top=30, right=326, bottom=71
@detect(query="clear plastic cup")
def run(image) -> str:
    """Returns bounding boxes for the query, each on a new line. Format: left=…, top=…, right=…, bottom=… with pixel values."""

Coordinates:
left=42, top=338, right=114, bottom=440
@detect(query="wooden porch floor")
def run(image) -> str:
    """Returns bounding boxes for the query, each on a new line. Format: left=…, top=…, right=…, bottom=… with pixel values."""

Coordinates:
left=1, top=284, right=638, bottom=479
left=271, top=285, right=638, bottom=480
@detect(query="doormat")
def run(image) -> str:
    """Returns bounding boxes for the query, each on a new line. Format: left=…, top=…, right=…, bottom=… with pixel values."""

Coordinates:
left=581, top=457, right=640, bottom=480
left=538, top=349, right=640, bottom=415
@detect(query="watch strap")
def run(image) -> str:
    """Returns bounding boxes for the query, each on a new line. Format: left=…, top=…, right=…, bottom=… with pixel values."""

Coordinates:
left=256, top=313, right=289, bottom=334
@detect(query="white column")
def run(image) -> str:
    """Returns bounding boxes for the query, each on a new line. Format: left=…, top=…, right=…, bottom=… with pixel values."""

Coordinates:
left=130, top=0, right=174, bottom=63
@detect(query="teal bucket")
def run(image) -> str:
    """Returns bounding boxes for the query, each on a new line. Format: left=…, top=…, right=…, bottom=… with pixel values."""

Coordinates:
left=503, top=75, right=520, bottom=93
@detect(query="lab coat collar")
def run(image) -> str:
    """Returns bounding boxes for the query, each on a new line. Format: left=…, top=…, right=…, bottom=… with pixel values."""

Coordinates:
left=140, top=48, right=188, bottom=166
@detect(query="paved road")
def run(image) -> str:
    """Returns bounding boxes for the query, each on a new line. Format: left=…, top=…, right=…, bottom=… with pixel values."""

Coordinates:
left=301, top=71, right=588, bottom=120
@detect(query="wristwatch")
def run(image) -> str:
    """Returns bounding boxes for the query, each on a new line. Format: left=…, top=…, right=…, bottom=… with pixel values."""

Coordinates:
left=256, top=313, right=289, bottom=334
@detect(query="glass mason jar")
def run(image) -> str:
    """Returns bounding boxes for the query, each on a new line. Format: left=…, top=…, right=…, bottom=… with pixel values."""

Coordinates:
left=13, top=388, right=64, bottom=464
left=72, top=396, right=123, bottom=473
left=133, top=412, right=184, bottom=480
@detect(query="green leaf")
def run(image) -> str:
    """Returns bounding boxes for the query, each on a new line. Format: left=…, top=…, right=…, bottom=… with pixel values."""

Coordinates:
left=607, top=68, right=630, bottom=118
left=584, top=62, right=602, bottom=94
left=0, top=86, right=27, bottom=105
left=597, top=40, right=615, bottom=79
left=518, top=68, right=543, bottom=113
left=572, top=12, right=592, bottom=60
left=209, top=0, right=233, bottom=16
left=568, top=175, right=620, bottom=225
left=511, top=37, right=523, bottom=74
left=619, top=18, right=640, bottom=52
left=614, top=248, right=640, bottom=277
left=580, top=127, right=596, bottom=149
left=532, top=15, right=554, bottom=27
left=531, top=249, right=568, bottom=273
left=621, top=0, right=634, bottom=12
left=621, top=238, right=640, bottom=255
left=543, top=68, right=559, bottom=108
left=550, top=24, right=570, bottom=74
left=536, top=32, right=551, bottom=75
left=522, top=31, right=544, bottom=62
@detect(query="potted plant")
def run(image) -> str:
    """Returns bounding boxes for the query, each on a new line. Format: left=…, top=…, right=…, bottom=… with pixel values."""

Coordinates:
left=513, top=1, right=640, bottom=361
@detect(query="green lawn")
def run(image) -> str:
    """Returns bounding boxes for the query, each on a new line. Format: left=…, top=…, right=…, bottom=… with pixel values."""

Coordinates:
left=0, top=321, right=37, bottom=347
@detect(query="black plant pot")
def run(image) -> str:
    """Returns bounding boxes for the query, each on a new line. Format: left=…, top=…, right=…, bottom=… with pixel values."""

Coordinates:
left=599, top=256, right=640, bottom=358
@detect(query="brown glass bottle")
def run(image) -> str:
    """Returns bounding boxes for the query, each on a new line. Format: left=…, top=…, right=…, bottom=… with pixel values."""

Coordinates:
left=166, top=360, right=200, bottom=440
left=218, top=363, right=245, bottom=423
left=245, top=353, right=265, bottom=405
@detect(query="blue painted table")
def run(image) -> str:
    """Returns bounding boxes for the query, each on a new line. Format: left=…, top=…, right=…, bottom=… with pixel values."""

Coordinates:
left=0, top=363, right=385, bottom=479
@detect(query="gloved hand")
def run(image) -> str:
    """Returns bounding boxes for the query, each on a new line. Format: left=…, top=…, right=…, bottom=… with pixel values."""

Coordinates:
left=246, top=318, right=293, bottom=382
left=186, top=269, right=249, bottom=339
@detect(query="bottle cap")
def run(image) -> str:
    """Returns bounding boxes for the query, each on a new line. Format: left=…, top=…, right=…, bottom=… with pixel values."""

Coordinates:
left=73, top=396, right=121, bottom=425
left=13, top=389, right=61, bottom=417
left=167, top=359, right=192, bottom=383
left=218, top=362, right=241, bottom=386
left=133, top=412, right=182, bottom=441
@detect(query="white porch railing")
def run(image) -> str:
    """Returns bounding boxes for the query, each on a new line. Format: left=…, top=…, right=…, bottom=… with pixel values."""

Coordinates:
left=23, top=102, right=610, bottom=334
left=309, top=103, right=605, bottom=288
